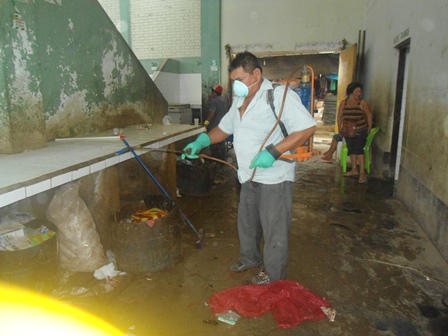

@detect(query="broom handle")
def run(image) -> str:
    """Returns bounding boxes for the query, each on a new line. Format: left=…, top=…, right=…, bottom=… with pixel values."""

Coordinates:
left=120, top=136, right=202, bottom=239
left=120, top=137, right=173, bottom=202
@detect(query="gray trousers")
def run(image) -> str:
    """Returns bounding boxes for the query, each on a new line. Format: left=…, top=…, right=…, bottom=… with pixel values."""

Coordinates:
left=237, top=181, right=294, bottom=281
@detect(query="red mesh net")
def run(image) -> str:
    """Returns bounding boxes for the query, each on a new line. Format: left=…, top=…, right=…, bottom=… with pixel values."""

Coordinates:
left=209, top=280, right=331, bottom=329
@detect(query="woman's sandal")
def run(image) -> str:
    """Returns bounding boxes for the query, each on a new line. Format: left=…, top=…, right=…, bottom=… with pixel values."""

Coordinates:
left=343, top=171, right=359, bottom=177
left=358, top=176, right=366, bottom=184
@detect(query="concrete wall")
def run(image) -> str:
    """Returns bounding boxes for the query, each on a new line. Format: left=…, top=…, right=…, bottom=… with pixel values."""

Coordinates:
left=0, top=0, right=167, bottom=154
left=364, top=0, right=448, bottom=259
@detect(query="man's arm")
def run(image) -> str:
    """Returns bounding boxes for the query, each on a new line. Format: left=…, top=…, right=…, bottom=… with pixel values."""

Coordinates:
left=337, top=101, right=344, bottom=133
left=208, top=126, right=230, bottom=145
left=249, top=126, right=316, bottom=169
left=274, top=126, right=316, bottom=154
left=204, top=111, right=216, bottom=126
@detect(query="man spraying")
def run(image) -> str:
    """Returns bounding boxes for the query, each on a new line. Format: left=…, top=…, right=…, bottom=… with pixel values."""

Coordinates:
left=183, top=51, right=316, bottom=284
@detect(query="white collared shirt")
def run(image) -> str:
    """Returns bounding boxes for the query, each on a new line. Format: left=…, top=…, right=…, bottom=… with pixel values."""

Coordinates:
left=218, top=78, right=316, bottom=184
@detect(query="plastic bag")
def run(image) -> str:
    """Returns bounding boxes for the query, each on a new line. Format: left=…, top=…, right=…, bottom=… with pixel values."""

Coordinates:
left=209, top=280, right=332, bottom=329
left=47, top=182, right=107, bottom=272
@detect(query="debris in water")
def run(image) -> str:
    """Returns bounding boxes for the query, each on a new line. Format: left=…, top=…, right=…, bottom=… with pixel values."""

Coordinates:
left=329, top=223, right=355, bottom=232
left=216, top=310, right=241, bottom=325
left=202, top=319, right=219, bottom=325
left=321, top=306, right=336, bottom=322
left=342, top=208, right=362, bottom=213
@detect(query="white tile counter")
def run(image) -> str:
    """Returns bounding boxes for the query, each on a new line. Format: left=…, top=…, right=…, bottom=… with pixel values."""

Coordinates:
left=0, top=124, right=205, bottom=207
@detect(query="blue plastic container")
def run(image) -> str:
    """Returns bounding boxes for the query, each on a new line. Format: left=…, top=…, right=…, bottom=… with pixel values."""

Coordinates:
left=299, top=81, right=312, bottom=112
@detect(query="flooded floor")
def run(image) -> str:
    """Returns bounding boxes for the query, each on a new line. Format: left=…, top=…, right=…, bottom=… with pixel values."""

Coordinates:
left=10, top=128, right=448, bottom=335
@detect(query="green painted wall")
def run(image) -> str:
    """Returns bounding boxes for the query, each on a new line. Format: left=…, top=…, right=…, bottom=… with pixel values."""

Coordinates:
left=200, top=0, right=221, bottom=91
left=0, top=0, right=167, bottom=154
left=0, top=1, right=46, bottom=154
left=119, top=0, right=131, bottom=45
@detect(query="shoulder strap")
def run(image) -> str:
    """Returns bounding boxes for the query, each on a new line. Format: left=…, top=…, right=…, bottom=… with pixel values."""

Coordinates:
left=266, top=84, right=289, bottom=138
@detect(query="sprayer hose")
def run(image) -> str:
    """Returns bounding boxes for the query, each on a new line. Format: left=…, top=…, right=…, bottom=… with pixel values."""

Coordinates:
left=149, top=67, right=314, bottom=178
left=249, top=64, right=314, bottom=181
left=148, top=148, right=238, bottom=171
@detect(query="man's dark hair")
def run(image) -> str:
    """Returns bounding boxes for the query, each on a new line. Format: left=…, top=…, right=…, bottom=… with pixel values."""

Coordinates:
left=229, top=51, right=263, bottom=74
left=346, top=82, right=363, bottom=96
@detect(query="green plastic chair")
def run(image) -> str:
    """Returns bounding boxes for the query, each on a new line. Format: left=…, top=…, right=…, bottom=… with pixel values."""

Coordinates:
left=340, top=127, right=380, bottom=174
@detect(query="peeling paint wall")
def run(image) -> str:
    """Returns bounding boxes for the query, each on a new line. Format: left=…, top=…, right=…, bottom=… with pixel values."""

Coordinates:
left=0, top=4, right=13, bottom=153
left=364, top=0, right=448, bottom=260
left=0, top=0, right=167, bottom=153
left=36, top=0, right=167, bottom=140
left=0, top=1, right=46, bottom=154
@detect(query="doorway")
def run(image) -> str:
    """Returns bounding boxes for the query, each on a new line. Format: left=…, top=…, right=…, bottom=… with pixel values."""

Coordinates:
left=391, top=41, right=411, bottom=185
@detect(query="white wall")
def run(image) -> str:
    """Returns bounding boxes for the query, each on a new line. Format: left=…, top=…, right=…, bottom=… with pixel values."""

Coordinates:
left=364, top=0, right=448, bottom=259
left=179, top=74, right=202, bottom=105
left=152, top=72, right=180, bottom=104
left=221, top=0, right=367, bottom=85
left=98, top=0, right=202, bottom=107
left=152, top=72, right=201, bottom=105
left=99, top=0, right=201, bottom=59
left=130, top=0, right=201, bottom=59
left=364, top=0, right=448, bottom=201
left=97, top=0, right=120, bottom=27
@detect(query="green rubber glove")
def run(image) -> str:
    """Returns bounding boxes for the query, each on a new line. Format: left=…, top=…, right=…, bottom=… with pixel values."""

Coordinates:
left=249, top=150, right=276, bottom=168
left=181, top=133, right=211, bottom=159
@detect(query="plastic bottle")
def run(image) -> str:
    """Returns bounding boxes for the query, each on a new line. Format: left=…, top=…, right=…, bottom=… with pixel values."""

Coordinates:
left=299, top=66, right=311, bottom=112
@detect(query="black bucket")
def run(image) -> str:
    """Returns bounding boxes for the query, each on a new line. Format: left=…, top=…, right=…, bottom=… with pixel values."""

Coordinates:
left=177, top=160, right=216, bottom=196
left=0, top=230, right=58, bottom=291
left=113, top=197, right=182, bottom=273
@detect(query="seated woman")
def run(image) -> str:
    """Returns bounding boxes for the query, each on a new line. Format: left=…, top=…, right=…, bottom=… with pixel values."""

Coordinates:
left=322, top=133, right=343, bottom=161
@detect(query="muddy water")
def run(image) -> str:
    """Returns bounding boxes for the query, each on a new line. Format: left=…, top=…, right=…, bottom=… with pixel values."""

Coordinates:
left=9, top=139, right=448, bottom=335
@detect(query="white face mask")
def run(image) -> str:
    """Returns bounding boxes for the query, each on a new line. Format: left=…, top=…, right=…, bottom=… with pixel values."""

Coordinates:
left=233, top=79, right=260, bottom=97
